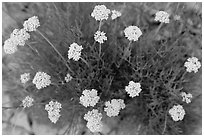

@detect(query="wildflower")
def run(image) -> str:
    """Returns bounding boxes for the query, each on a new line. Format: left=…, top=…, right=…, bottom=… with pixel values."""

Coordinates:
left=124, top=26, right=142, bottom=41
left=125, top=81, right=142, bottom=97
left=180, top=92, right=193, bottom=104
left=3, top=38, right=18, bottom=54
left=20, top=73, right=30, bottom=84
left=91, top=5, right=111, bottom=21
left=32, top=71, right=51, bottom=89
left=68, top=42, right=83, bottom=61
left=45, top=101, right=62, bottom=124
left=65, top=73, right=73, bottom=83
left=22, top=96, right=34, bottom=108
left=184, top=57, right=201, bottom=73
left=104, top=99, right=125, bottom=117
left=23, top=16, right=40, bottom=32
left=111, top=10, right=122, bottom=20
left=84, top=109, right=103, bottom=132
left=10, top=29, right=30, bottom=46
left=80, top=89, right=100, bottom=107
left=94, top=30, right=107, bottom=44
left=169, top=104, right=185, bottom=121
left=154, top=11, right=170, bottom=23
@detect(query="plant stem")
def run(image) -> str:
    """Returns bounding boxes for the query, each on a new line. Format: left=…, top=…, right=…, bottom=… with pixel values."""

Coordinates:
left=80, top=57, right=90, bottom=67
left=36, top=30, right=74, bottom=74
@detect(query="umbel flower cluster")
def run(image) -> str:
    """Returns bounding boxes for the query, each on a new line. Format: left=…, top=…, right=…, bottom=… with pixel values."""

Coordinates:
left=184, top=56, right=201, bottom=73
left=80, top=89, right=100, bottom=107
left=168, top=105, right=186, bottom=122
left=20, top=73, right=30, bottom=84
left=45, top=101, right=62, bottom=123
left=32, top=71, right=51, bottom=90
left=22, top=96, right=34, bottom=108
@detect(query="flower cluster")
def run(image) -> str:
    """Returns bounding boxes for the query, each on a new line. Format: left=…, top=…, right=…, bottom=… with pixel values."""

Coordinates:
left=32, top=71, right=51, bottom=89
left=180, top=92, right=193, bottom=104
left=10, top=29, right=30, bottom=46
left=124, top=26, right=142, bottom=41
left=65, top=73, right=73, bottom=83
left=154, top=11, right=170, bottom=23
left=84, top=109, right=103, bottom=132
left=22, top=96, right=34, bottom=108
left=23, top=16, right=40, bottom=32
left=104, top=99, right=125, bottom=117
left=169, top=104, right=185, bottom=121
left=125, top=81, right=142, bottom=97
left=68, top=42, right=83, bottom=61
left=3, top=38, right=18, bottom=54
left=111, top=10, right=122, bottom=20
left=80, top=89, right=100, bottom=107
left=94, top=31, right=107, bottom=44
left=184, top=57, right=201, bottom=73
left=45, top=101, right=62, bottom=124
left=20, top=73, right=30, bottom=84
left=91, top=5, right=111, bottom=21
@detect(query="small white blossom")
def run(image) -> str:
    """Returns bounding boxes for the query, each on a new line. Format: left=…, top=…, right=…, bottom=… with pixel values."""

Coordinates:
left=104, top=99, right=125, bottom=117
left=32, top=71, right=51, bottom=89
left=23, top=16, right=40, bottom=32
left=180, top=92, right=193, bottom=104
left=45, top=101, right=62, bottom=124
left=20, top=73, right=30, bottom=84
left=111, top=10, right=122, bottom=20
left=10, top=29, right=30, bottom=46
left=84, top=109, right=103, bottom=133
left=184, top=57, right=201, bottom=73
left=169, top=104, right=185, bottom=121
left=3, top=38, right=18, bottom=54
left=22, top=96, right=34, bottom=108
left=124, top=26, right=142, bottom=41
left=80, top=89, right=100, bottom=107
left=155, top=11, right=170, bottom=23
left=125, top=81, right=142, bottom=97
left=68, top=42, right=83, bottom=61
left=91, top=5, right=111, bottom=21
left=94, top=31, right=107, bottom=44
left=65, top=73, right=73, bottom=83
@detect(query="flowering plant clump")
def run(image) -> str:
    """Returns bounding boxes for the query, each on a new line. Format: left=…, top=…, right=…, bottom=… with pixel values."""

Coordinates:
left=80, top=89, right=100, bottom=107
left=22, top=96, right=34, bottom=108
left=20, top=73, right=30, bottom=84
left=184, top=57, right=201, bottom=73
left=169, top=105, right=186, bottom=121
left=154, top=11, right=170, bottom=23
left=45, top=101, right=62, bottom=124
left=23, top=16, right=40, bottom=32
left=125, top=81, right=142, bottom=97
left=32, top=71, right=51, bottom=89
left=180, top=92, right=193, bottom=104
left=91, top=5, right=111, bottom=21
left=68, top=42, right=83, bottom=61
left=104, top=99, right=125, bottom=117
left=124, top=26, right=142, bottom=41
left=84, top=109, right=103, bottom=132
left=94, top=30, right=107, bottom=44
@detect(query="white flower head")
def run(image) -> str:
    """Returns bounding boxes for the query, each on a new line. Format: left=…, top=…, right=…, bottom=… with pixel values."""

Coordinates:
left=91, top=5, right=111, bottom=21
left=3, top=38, right=18, bottom=54
left=80, top=89, right=100, bottom=107
left=124, top=26, right=142, bottom=41
left=169, top=104, right=185, bottom=121
left=104, top=99, right=125, bottom=117
left=23, top=16, right=40, bottom=32
left=20, top=73, right=30, bottom=84
left=45, top=101, right=62, bottom=124
left=32, top=71, right=51, bottom=89
left=94, top=30, right=107, bottom=44
left=68, top=42, right=83, bottom=61
left=10, top=29, right=30, bottom=46
left=155, top=11, right=170, bottom=23
left=125, top=81, right=142, bottom=97
left=65, top=73, right=73, bottom=83
left=22, top=96, right=34, bottom=108
left=111, top=10, right=122, bottom=20
left=180, top=92, right=193, bottom=104
left=84, top=109, right=103, bottom=133
left=184, top=57, right=201, bottom=73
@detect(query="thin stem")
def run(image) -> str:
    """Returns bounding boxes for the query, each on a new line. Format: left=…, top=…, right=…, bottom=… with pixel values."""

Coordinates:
left=99, top=43, right=101, bottom=57
left=36, top=30, right=74, bottom=74
left=80, top=57, right=90, bottom=67
left=118, top=41, right=132, bottom=67
left=98, top=20, right=102, bottom=31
